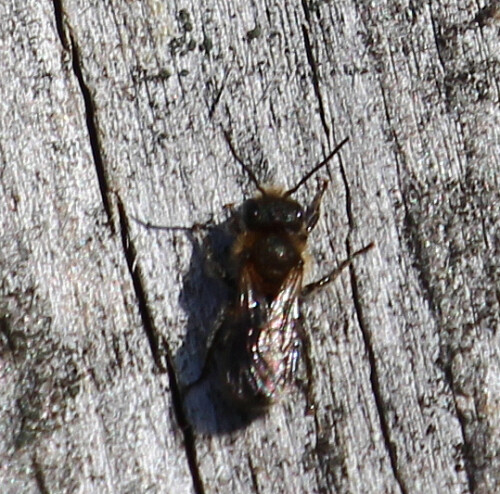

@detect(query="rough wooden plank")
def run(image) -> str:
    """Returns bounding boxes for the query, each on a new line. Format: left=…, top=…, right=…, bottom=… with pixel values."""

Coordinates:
left=1, top=1, right=499, bottom=494
left=0, top=2, right=193, bottom=493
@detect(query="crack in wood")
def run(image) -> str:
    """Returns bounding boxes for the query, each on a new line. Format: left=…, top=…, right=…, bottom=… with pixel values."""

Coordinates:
left=116, top=196, right=165, bottom=371
left=69, top=35, right=115, bottom=233
left=116, top=196, right=206, bottom=494
left=301, top=24, right=330, bottom=138
left=348, top=252, right=408, bottom=494
left=51, top=0, right=69, bottom=50
left=32, top=455, right=50, bottom=494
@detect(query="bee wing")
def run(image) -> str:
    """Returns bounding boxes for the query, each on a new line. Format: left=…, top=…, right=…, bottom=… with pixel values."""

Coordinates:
left=250, top=266, right=304, bottom=396
left=222, top=264, right=303, bottom=405
left=237, top=264, right=270, bottom=326
left=269, top=265, right=303, bottom=319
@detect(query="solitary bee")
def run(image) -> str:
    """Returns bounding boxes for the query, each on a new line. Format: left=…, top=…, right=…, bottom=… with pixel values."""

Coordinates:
left=134, top=134, right=373, bottom=414
left=203, top=133, right=374, bottom=413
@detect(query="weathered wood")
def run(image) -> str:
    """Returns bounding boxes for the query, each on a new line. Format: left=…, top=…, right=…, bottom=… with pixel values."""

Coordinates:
left=1, top=1, right=499, bottom=493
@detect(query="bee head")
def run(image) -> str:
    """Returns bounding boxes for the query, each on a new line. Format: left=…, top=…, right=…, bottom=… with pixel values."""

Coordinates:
left=242, top=196, right=304, bottom=232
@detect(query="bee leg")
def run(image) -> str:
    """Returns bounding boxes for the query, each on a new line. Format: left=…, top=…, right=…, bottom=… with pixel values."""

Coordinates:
left=305, top=179, right=328, bottom=233
left=302, top=242, right=375, bottom=297
left=130, top=215, right=216, bottom=233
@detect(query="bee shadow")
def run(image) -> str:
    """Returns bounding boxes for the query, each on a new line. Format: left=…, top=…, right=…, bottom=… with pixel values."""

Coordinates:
left=173, top=216, right=263, bottom=434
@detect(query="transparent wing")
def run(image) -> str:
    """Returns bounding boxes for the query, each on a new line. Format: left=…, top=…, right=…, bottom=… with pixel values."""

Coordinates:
left=220, top=264, right=304, bottom=407
left=247, top=265, right=304, bottom=398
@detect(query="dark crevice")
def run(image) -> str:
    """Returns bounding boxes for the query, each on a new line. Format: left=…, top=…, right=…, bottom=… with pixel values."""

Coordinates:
left=428, top=3, right=447, bottom=74
left=69, top=35, right=114, bottom=233
left=163, top=338, right=206, bottom=494
left=116, top=197, right=205, bottom=494
left=207, top=71, right=229, bottom=119
left=51, top=0, right=69, bottom=50
left=301, top=24, right=330, bottom=138
left=362, top=82, right=410, bottom=494
left=348, top=249, right=408, bottom=494
left=0, top=315, right=16, bottom=354
left=51, top=1, right=113, bottom=230
left=247, top=455, right=261, bottom=494
left=336, top=91, right=405, bottom=489
left=116, top=196, right=165, bottom=371
left=32, top=456, right=50, bottom=494
left=337, top=161, right=354, bottom=229
left=301, top=0, right=311, bottom=24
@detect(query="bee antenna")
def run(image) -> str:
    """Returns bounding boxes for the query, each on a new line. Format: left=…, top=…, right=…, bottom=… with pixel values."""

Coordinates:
left=223, top=130, right=267, bottom=195
left=285, top=137, right=349, bottom=196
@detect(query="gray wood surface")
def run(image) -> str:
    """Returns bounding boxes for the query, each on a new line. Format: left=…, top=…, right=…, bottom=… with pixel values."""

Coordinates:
left=1, top=1, right=499, bottom=493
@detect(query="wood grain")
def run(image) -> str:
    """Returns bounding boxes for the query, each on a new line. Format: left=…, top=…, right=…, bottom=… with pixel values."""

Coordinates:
left=1, top=1, right=499, bottom=493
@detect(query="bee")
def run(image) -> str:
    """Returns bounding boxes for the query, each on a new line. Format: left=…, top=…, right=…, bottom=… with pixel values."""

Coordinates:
left=134, top=134, right=374, bottom=415
left=202, top=133, right=374, bottom=413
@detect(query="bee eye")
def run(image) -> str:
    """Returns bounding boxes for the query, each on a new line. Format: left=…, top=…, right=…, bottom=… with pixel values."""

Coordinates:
left=243, top=199, right=261, bottom=227
left=249, top=203, right=259, bottom=218
left=283, top=203, right=304, bottom=231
